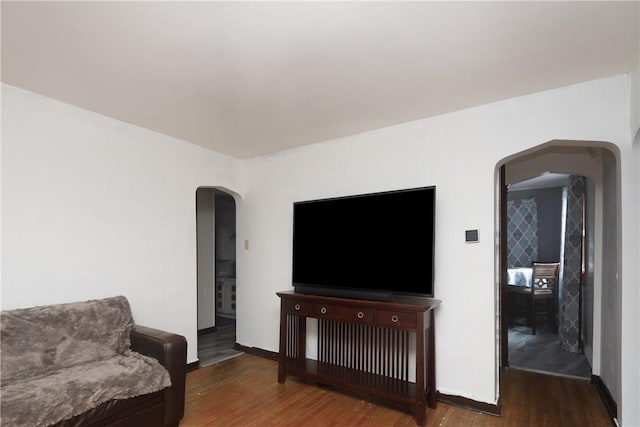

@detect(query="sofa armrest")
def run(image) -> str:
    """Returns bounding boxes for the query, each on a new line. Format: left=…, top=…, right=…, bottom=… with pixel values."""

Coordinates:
left=131, top=325, right=187, bottom=427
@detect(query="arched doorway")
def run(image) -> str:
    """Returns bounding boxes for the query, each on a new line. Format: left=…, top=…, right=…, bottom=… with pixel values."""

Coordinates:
left=504, top=172, right=592, bottom=377
left=496, top=141, right=621, bottom=409
left=196, top=187, right=240, bottom=367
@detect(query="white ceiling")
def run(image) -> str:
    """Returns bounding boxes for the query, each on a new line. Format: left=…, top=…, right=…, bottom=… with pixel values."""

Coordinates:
left=2, top=1, right=638, bottom=159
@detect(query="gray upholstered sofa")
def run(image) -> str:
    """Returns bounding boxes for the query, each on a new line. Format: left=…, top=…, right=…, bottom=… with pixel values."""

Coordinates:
left=0, top=296, right=187, bottom=427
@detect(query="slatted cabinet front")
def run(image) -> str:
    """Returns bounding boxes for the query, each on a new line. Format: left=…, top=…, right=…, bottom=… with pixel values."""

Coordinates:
left=277, top=291, right=439, bottom=426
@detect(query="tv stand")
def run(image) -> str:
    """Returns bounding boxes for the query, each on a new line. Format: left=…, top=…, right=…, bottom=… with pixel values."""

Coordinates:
left=277, top=291, right=440, bottom=426
left=294, top=285, right=393, bottom=302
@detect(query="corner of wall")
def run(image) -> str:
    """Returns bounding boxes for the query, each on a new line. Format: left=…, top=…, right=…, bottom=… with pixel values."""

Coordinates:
left=630, top=59, right=640, bottom=140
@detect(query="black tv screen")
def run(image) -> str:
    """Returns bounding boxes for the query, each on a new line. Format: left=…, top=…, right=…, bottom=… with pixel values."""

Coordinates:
left=292, top=186, right=435, bottom=300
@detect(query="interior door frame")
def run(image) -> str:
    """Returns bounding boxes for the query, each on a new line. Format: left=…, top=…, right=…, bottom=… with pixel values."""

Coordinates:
left=499, top=164, right=509, bottom=368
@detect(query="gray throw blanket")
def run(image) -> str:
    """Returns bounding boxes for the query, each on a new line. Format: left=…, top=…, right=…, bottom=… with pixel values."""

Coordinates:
left=1, top=296, right=171, bottom=426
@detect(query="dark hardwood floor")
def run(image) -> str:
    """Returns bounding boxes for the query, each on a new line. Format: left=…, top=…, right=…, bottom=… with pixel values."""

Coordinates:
left=181, top=353, right=612, bottom=427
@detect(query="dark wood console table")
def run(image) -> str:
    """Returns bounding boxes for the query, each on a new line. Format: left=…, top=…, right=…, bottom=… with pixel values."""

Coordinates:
left=277, top=291, right=440, bottom=426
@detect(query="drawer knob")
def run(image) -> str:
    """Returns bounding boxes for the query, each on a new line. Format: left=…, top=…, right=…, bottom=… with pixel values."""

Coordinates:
left=391, top=315, right=399, bottom=323
left=357, top=311, right=364, bottom=319
left=294, top=304, right=301, bottom=311
left=320, top=307, right=327, bottom=314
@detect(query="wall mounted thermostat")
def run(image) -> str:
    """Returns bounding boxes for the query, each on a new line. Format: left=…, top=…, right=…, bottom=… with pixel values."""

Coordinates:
left=465, top=229, right=479, bottom=243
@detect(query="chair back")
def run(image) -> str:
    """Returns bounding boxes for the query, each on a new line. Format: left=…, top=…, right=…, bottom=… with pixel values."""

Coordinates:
left=532, top=262, right=559, bottom=289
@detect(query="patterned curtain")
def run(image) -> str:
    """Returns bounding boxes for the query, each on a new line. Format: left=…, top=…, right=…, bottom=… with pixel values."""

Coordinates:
left=507, top=198, right=538, bottom=267
left=559, top=176, right=584, bottom=353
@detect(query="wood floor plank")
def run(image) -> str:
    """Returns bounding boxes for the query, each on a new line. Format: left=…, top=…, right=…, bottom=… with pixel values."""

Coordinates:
left=181, top=354, right=612, bottom=427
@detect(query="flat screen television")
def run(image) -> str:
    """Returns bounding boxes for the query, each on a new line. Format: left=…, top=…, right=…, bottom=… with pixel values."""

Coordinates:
left=292, top=186, right=435, bottom=301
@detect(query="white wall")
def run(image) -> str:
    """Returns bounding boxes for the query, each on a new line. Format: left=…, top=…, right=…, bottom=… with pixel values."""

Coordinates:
left=2, top=73, right=639, bottom=425
left=1, top=84, right=243, bottom=364
left=631, top=60, right=639, bottom=140
left=631, top=131, right=640, bottom=427
left=620, top=58, right=640, bottom=427
left=621, top=59, right=640, bottom=424
left=601, top=150, right=622, bottom=410
left=583, top=177, right=595, bottom=368
left=236, top=75, right=634, bottom=410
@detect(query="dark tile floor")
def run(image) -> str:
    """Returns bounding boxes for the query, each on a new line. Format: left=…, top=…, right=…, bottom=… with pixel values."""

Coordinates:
left=197, top=317, right=241, bottom=367
left=508, top=322, right=591, bottom=379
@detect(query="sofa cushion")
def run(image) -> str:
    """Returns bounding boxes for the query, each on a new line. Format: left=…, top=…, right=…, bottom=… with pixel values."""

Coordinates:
left=0, top=351, right=171, bottom=427
left=53, top=390, right=163, bottom=427
left=1, top=296, right=134, bottom=386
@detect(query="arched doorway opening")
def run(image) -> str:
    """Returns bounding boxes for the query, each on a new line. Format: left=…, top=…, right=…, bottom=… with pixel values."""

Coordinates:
left=505, top=172, right=593, bottom=377
left=196, top=187, right=241, bottom=367
left=496, top=141, right=621, bottom=415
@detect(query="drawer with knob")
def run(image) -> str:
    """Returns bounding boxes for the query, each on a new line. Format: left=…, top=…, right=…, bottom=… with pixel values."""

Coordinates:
left=318, top=305, right=373, bottom=323
left=375, top=310, right=417, bottom=328
left=283, top=299, right=315, bottom=316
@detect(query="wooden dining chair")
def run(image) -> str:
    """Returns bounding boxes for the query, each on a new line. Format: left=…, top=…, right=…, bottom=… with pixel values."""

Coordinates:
left=529, top=262, right=560, bottom=335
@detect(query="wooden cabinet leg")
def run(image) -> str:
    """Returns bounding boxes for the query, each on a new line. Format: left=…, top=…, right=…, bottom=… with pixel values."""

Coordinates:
left=427, top=310, right=437, bottom=408
left=278, top=300, right=287, bottom=384
left=277, top=366, right=286, bottom=383
left=414, top=403, right=426, bottom=426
